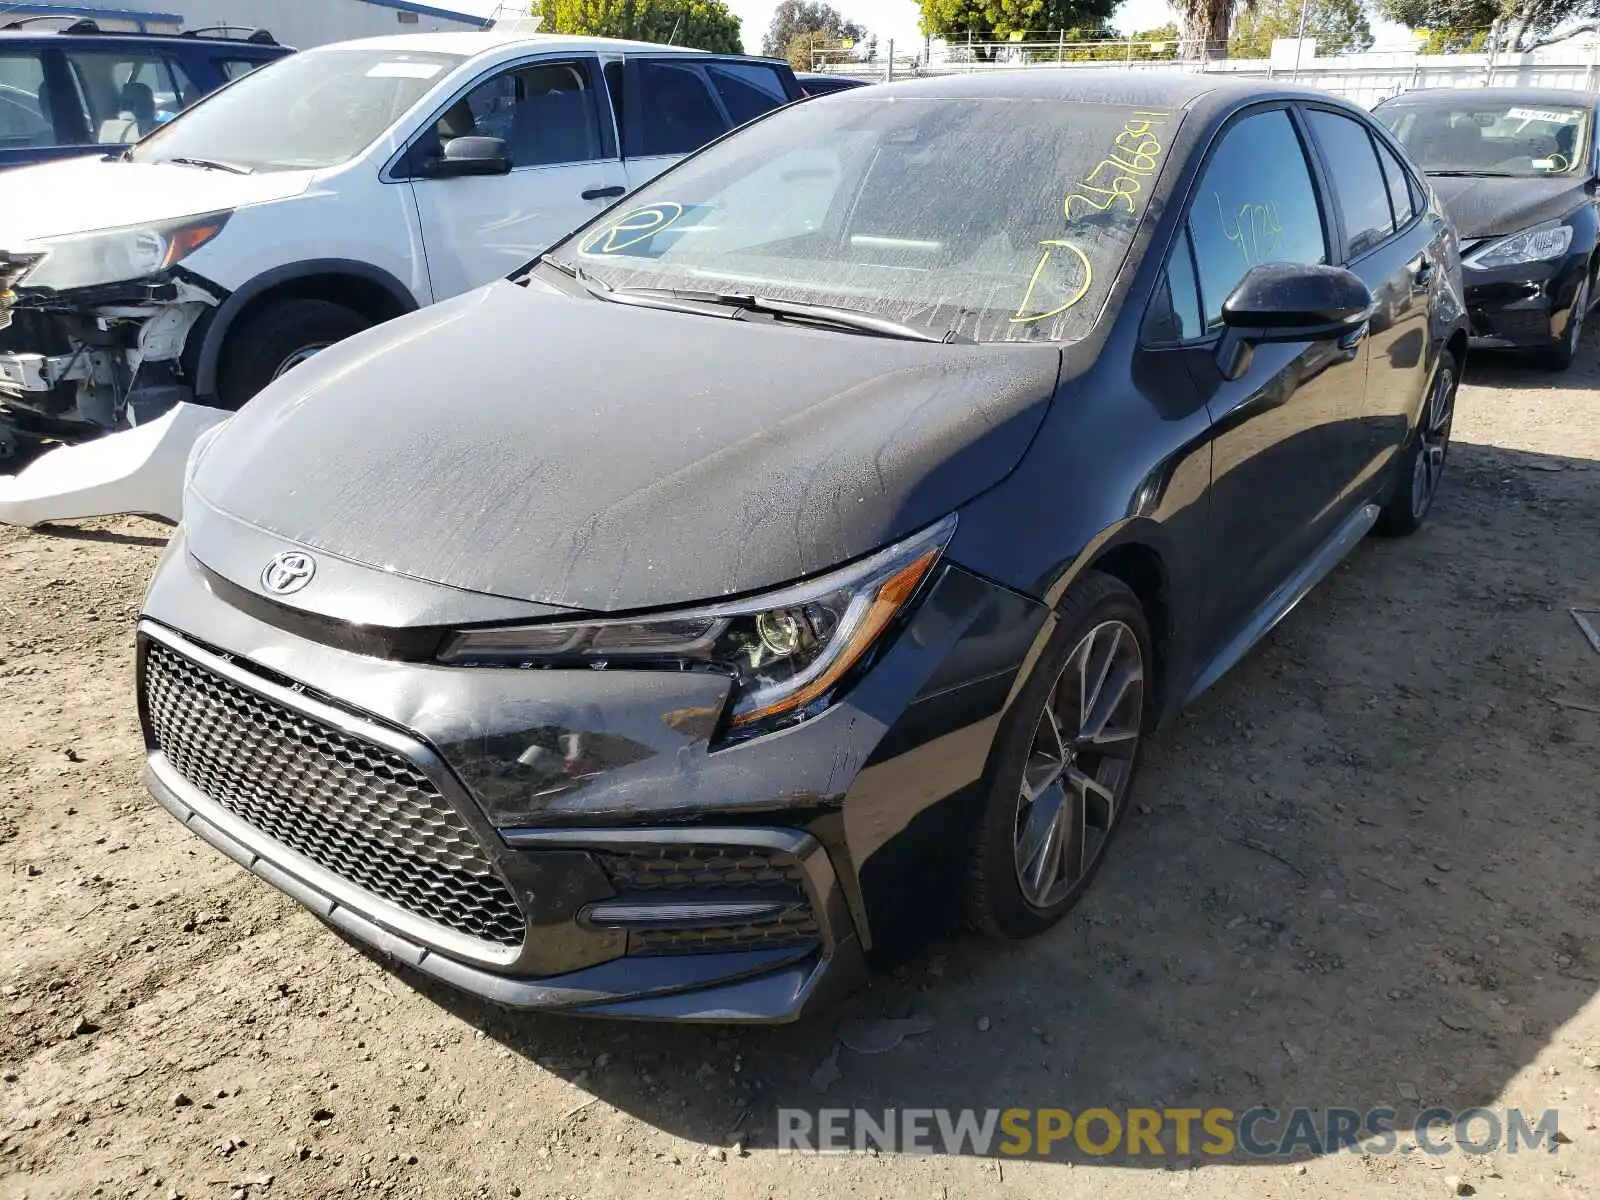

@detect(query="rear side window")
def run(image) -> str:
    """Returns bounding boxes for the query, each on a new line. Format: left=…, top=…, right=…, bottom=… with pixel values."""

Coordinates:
left=1188, top=108, right=1328, bottom=330
left=1306, top=108, right=1396, bottom=258
left=219, top=58, right=268, bottom=81
left=1374, top=137, right=1415, bottom=228
left=0, top=51, right=54, bottom=149
left=630, top=59, right=726, bottom=157
left=705, top=62, right=788, bottom=127
left=62, top=49, right=199, bottom=144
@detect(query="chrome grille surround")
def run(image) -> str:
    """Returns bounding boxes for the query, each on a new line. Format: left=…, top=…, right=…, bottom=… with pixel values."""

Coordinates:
left=141, top=637, right=527, bottom=950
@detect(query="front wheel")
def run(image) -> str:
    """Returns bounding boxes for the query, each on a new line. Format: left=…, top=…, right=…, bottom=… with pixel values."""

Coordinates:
left=1538, top=272, right=1589, bottom=372
left=1375, top=355, right=1457, bottom=538
left=965, top=572, right=1150, bottom=940
left=216, top=299, right=372, bottom=410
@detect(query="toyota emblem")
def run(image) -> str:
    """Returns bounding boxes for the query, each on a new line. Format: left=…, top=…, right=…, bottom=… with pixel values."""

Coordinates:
left=262, top=550, right=316, bottom=596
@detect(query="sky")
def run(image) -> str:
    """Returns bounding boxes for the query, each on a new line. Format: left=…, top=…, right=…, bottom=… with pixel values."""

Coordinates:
left=449, top=0, right=1409, bottom=57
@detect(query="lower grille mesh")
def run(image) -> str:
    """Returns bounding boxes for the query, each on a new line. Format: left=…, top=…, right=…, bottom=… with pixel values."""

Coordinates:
left=143, top=640, right=526, bottom=948
left=595, top=846, right=821, bottom=956
left=595, top=846, right=809, bottom=893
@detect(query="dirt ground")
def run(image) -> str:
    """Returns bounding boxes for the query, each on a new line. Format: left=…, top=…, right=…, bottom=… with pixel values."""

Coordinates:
left=3, top=340, right=1599, bottom=1200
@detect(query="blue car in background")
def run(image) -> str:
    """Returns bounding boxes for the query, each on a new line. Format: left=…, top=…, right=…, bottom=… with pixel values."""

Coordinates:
left=0, top=18, right=291, bottom=170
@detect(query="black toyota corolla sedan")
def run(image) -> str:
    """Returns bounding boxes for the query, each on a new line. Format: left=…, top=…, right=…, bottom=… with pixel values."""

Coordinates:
left=1375, top=86, right=1599, bottom=370
left=137, top=73, right=1467, bottom=1022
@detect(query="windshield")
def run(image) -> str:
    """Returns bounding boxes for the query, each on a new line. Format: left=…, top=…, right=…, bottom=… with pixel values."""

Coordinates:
left=550, top=96, right=1185, bottom=344
left=130, top=48, right=465, bottom=173
left=1378, top=99, right=1591, bottom=177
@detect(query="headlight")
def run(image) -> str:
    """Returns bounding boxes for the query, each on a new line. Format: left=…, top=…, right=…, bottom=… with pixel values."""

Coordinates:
left=23, top=212, right=231, bottom=292
left=439, top=514, right=957, bottom=739
left=1464, top=222, right=1573, bottom=270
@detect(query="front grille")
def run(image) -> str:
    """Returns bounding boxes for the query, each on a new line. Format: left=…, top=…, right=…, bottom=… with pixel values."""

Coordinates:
left=595, top=845, right=820, bottom=956
left=1484, top=309, right=1552, bottom=341
left=143, top=640, right=526, bottom=948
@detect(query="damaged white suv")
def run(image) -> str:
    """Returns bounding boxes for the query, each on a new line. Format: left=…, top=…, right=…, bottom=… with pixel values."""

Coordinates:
left=0, top=30, right=802, bottom=519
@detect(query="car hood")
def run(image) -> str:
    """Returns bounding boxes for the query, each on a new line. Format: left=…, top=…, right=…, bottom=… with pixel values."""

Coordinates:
left=1428, top=173, right=1590, bottom=240
left=0, top=156, right=315, bottom=246
left=191, top=281, right=1062, bottom=614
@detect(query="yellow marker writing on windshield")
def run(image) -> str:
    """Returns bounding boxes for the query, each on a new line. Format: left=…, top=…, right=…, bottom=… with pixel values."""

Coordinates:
left=1010, top=239, right=1093, bottom=323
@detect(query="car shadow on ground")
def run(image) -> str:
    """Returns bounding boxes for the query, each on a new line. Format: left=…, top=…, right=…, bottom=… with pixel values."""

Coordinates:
left=376, top=438, right=1599, bottom=1167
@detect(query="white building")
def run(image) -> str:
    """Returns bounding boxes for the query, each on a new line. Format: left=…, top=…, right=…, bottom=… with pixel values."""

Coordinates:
left=2, top=1, right=496, bottom=46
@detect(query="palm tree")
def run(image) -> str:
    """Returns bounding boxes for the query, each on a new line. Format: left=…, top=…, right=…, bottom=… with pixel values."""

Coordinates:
left=1175, top=0, right=1254, bottom=58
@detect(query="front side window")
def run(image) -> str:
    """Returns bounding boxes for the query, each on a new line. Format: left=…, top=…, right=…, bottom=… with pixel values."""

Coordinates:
left=1306, top=109, right=1395, bottom=259
left=1187, top=108, right=1327, bottom=329
left=130, top=47, right=464, bottom=172
left=0, top=51, right=52, bottom=149
left=1379, top=98, right=1592, bottom=177
left=554, top=97, right=1187, bottom=344
left=427, top=59, right=606, bottom=168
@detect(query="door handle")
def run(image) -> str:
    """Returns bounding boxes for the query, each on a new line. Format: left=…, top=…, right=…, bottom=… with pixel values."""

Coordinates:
left=582, top=185, right=625, bottom=201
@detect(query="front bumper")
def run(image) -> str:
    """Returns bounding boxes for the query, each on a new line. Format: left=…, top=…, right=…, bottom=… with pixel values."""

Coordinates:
left=136, top=523, right=1044, bottom=1021
left=1463, top=253, right=1587, bottom=348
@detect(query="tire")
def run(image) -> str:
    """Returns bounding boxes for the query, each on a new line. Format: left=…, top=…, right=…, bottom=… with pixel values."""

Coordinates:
left=1375, top=352, right=1458, bottom=538
left=216, top=299, right=372, bottom=410
left=965, top=571, right=1152, bottom=940
left=1537, top=270, right=1589, bottom=372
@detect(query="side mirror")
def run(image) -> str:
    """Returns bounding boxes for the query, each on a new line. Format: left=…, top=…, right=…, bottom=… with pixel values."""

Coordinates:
left=1216, top=262, right=1374, bottom=381
left=422, top=136, right=512, bottom=179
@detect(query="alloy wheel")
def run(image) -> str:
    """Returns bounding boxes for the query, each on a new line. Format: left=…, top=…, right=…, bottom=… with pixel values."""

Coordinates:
left=1410, top=363, right=1455, bottom=521
left=1012, top=619, right=1144, bottom=909
left=272, top=343, right=332, bottom=380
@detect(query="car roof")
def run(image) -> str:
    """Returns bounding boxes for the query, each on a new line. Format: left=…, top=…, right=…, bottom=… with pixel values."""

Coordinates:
left=0, top=28, right=281, bottom=49
left=316, top=30, right=763, bottom=60
left=844, top=69, right=1358, bottom=116
left=1379, top=85, right=1598, bottom=109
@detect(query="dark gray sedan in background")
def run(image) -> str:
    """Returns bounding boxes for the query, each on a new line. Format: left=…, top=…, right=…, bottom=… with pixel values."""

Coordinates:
left=1376, top=86, right=1599, bottom=370
left=137, top=72, right=1467, bottom=1022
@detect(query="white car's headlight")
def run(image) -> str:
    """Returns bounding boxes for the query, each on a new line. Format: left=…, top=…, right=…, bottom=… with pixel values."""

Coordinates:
left=440, top=515, right=957, bottom=740
left=23, top=212, right=231, bottom=292
left=1464, top=222, right=1573, bottom=270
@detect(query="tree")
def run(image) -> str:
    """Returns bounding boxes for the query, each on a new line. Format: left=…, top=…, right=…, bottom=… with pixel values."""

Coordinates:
left=762, top=0, right=867, bottom=57
left=538, top=0, right=743, bottom=52
left=1229, top=0, right=1373, bottom=56
left=1173, top=0, right=1253, bottom=58
left=917, top=0, right=1118, bottom=48
left=1375, top=0, right=1600, bottom=52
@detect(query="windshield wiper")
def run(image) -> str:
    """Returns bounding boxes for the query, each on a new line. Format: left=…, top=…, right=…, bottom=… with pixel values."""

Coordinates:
left=617, top=288, right=972, bottom=343
left=163, top=156, right=253, bottom=175
left=525, top=258, right=742, bottom=319
left=1427, top=169, right=1522, bottom=177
